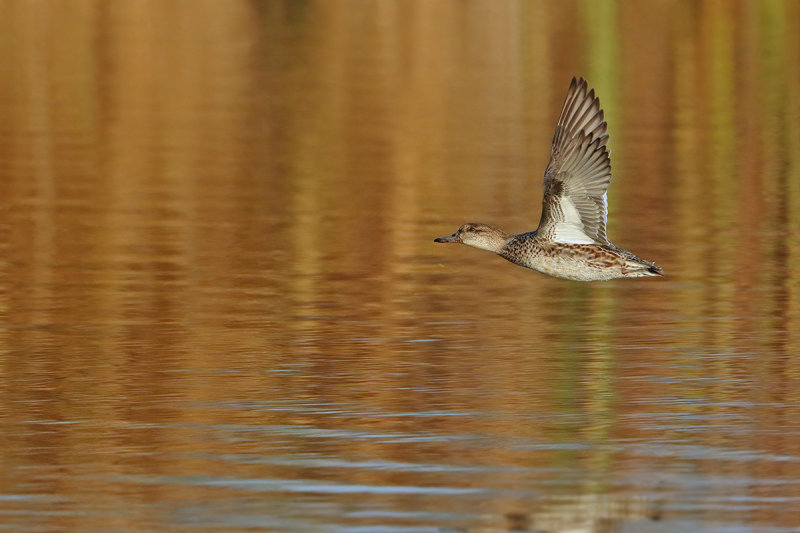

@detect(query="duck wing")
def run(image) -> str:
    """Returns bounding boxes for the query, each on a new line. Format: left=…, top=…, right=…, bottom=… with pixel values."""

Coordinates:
left=536, top=77, right=612, bottom=245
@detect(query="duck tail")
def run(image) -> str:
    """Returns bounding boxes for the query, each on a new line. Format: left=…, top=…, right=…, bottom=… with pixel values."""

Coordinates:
left=623, top=258, right=663, bottom=278
left=647, top=263, right=664, bottom=276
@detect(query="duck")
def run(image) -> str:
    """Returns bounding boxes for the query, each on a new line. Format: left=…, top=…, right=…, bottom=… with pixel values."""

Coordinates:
left=434, top=77, right=662, bottom=281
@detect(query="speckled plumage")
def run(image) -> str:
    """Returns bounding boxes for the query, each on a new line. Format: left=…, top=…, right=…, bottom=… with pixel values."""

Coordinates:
left=434, top=77, right=662, bottom=282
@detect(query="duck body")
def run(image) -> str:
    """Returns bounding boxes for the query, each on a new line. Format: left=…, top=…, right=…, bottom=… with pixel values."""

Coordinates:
left=434, top=77, right=663, bottom=282
left=499, top=231, right=661, bottom=281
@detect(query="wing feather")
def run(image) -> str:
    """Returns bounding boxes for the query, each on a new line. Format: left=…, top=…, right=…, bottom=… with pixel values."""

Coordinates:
left=537, top=77, right=612, bottom=245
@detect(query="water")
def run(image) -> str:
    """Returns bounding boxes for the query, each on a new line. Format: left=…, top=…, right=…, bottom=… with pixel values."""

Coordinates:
left=2, top=1, right=800, bottom=531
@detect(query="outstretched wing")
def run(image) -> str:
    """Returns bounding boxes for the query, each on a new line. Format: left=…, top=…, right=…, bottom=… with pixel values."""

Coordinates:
left=536, top=77, right=612, bottom=245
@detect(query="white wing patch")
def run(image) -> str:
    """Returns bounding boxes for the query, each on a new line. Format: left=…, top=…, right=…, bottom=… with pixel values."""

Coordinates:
left=600, top=192, right=608, bottom=227
left=551, top=196, right=596, bottom=244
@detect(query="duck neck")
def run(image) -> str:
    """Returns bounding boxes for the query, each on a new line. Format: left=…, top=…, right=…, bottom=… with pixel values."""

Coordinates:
left=474, top=230, right=511, bottom=253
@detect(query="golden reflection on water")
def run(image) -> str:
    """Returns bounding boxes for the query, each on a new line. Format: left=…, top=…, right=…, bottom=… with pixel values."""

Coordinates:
left=1, top=1, right=800, bottom=531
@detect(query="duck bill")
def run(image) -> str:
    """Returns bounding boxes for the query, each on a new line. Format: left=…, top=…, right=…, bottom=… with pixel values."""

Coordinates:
left=434, top=233, right=460, bottom=243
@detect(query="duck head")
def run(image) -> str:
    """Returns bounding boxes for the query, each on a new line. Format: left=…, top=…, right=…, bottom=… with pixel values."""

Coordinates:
left=434, top=222, right=510, bottom=253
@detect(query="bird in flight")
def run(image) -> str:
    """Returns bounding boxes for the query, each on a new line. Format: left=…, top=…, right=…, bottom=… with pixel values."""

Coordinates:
left=434, top=77, right=662, bottom=281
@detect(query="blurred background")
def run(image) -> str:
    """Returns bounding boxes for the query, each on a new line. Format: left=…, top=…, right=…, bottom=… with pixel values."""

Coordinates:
left=2, top=1, right=800, bottom=531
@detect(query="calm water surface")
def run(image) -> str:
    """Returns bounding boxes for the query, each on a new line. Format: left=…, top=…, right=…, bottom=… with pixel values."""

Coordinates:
left=2, top=1, right=800, bottom=532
